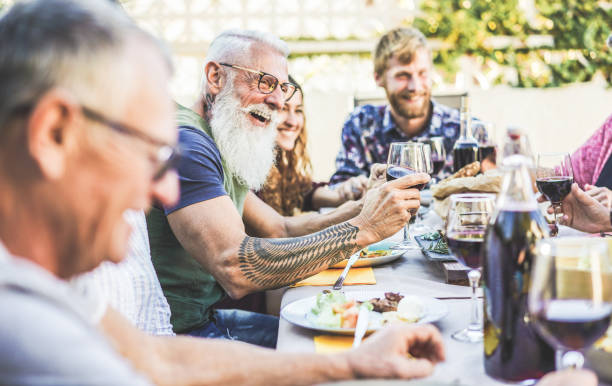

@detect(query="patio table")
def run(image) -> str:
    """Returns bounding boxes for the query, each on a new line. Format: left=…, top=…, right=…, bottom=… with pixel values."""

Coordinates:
left=273, top=210, right=608, bottom=385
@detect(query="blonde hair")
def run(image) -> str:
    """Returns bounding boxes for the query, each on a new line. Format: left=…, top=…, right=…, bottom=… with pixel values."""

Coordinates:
left=373, top=27, right=430, bottom=78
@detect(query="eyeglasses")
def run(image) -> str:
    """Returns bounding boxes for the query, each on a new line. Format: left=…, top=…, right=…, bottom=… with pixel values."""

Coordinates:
left=80, top=106, right=181, bottom=182
left=219, top=62, right=297, bottom=101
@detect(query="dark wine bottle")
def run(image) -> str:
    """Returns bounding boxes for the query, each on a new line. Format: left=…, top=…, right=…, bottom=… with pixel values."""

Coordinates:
left=482, top=156, right=555, bottom=383
left=452, top=96, right=479, bottom=172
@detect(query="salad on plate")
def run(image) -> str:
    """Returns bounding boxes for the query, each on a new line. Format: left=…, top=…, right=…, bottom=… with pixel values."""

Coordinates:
left=309, top=290, right=424, bottom=329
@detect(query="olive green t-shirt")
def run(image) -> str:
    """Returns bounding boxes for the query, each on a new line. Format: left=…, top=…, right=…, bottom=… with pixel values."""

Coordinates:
left=147, top=104, right=248, bottom=333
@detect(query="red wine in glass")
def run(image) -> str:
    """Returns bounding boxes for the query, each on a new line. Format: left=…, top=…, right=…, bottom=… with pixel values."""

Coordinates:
left=386, top=166, right=426, bottom=190
left=535, top=153, right=574, bottom=237
left=446, top=194, right=494, bottom=343
left=536, top=177, right=573, bottom=204
left=447, top=232, right=484, bottom=269
left=533, top=299, right=612, bottom=351
left=478, top=144, right=497, bottom=166
left=453, top=142, right=479, bottom=172
left=432, top=158, right=445, bottom=175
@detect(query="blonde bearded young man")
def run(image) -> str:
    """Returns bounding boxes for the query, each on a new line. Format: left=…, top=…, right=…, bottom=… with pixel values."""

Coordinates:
left=330, top=27, right=488, bottom=185
left=0, top=1, right=449, bottom=385
left=146, top=29, right=431, bottom=346
left=0, top=2, right=597, bottom=385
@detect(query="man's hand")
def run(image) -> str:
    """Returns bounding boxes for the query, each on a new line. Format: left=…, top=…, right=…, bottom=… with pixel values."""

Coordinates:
left=536, top=369, right=597, bottom=386
left=585, top=184, right=612, bottom=209
left=337, top=175, right=368, bottom=201
left=345, top=324, right=445, bottom=380
left=352, top=172, right=429, bottom=245
left=538, top=183, right=611, bottom=233
left=367, top=163, right=387, bottom=190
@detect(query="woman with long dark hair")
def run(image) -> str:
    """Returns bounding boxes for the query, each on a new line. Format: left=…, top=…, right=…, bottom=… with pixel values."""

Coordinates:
left=258, top=76, right=366, bottom=216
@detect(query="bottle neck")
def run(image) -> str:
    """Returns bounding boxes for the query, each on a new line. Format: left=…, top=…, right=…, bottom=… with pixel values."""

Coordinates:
left=459, top=109, right=473, bottom=140
left=496, top=161, right=538, bottom=210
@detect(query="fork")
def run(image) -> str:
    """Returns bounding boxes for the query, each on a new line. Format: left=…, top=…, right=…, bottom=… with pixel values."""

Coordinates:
left=333, top=252, right=359, bottom=290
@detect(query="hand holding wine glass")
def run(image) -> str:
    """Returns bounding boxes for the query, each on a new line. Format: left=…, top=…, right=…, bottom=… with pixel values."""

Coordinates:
left=536, top=152, right=574, bottom=236
left=529, top=238, right=612, bottom=371
left=538, top=183, right=612, bottom=233
left=386, top=142, right=428, bottom=250
left=352, top=171, right=429, bottom=246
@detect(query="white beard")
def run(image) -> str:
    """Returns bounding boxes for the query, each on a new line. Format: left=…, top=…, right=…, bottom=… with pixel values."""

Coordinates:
left=209, top=83, right=279, bottom=190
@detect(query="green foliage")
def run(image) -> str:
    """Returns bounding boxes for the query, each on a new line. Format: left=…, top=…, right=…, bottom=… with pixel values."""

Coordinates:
left=413, top=0, right=612, bottom=87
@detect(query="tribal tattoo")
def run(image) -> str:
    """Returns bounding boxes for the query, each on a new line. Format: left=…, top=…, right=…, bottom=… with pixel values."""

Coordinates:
left=238, top=222, right=359, bottom=288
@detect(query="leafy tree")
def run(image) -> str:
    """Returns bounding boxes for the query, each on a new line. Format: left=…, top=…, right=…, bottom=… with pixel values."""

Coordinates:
left=414, top=0, right=611, bottom=87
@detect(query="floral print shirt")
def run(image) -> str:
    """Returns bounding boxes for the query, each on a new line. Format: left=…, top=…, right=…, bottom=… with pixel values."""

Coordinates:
left=330, top=100, right=487, bottom=184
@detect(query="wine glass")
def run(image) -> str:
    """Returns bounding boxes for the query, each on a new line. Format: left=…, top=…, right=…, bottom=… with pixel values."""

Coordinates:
left=446, top=193, right=496, bottom=343
left=535, top=153, right=574, bottom=237
left=411, top=143, right=433, bottom=234
left=474, top=121, right=497, bottom=171
left=386, top=142, right=428, bottom=250
left=529, top=238, right=612, bottom=370
left=418, top=137, right=446, bottom=183
left=429, top=137, right=447, bottom=182
left=501, top=126, right=534, bottom=161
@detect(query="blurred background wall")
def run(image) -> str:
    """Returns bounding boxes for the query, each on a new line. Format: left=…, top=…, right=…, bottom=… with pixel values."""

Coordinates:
left=2, top=0, right=609, bottom=180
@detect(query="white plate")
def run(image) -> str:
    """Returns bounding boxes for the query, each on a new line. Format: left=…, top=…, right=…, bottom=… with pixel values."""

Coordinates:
left=281, top=290, right=449, bottom=335
left=331, top=240, right=404, bottom=268
left=330, top=249, right=404, bottom=268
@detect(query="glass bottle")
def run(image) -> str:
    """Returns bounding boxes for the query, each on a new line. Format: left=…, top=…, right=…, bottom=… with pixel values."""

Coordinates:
left=452, top=96, right=479, bottom=172
left=482, top=155, right=555, bottom=383
left=501, top=126, right=534, bottom=162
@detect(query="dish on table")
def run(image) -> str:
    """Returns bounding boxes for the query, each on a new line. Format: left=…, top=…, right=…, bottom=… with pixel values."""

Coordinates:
left=331, top=240, right=404, bottom=268
left=280, top=290, right=449, bottom=335
left=414, top=231, right=457, bottom=262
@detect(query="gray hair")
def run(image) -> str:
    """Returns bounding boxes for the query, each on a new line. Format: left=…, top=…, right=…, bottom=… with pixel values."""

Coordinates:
left=0, top=0, right=171, bottom=150
left=202, top=29, right=289, bottom=90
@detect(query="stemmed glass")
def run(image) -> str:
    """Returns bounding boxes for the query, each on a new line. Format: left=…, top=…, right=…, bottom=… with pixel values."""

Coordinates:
left=529, top=238, right=612, bottom=370
left=535, top=153, right=574, bottom=237
left=386, top=142, right=428, bottom=250
left=474, top=121, right=496, bottom=170
left=410, top=143, right=434, bottom=235
left=418, top=137, right=446, bottom=183
left=445, top=193, right=496, bottom=342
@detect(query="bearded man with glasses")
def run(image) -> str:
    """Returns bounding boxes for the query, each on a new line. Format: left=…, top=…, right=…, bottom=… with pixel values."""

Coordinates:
left=146, top=29, right=431, bottom=345
left=0, top=1, right=450, bottom=384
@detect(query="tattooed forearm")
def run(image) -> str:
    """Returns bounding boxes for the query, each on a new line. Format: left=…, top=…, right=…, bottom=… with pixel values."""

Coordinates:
left=238, top=222, right=359, bottom=289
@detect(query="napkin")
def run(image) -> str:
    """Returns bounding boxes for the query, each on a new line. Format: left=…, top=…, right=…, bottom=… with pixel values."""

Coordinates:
left=292, top=267, right=376, bottom=287
left=313, top=335, right=355, bottom=353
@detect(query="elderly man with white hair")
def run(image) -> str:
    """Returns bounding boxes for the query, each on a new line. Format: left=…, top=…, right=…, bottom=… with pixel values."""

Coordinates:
left=146, top=29, right=430, bottom=345
left=0, top=1, right=448, bottom=384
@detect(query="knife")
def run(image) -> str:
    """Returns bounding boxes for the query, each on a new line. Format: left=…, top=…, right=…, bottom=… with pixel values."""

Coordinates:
left=353, top=306, right=369, bottom=348
left=333, top=252, right=359, bottom=290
